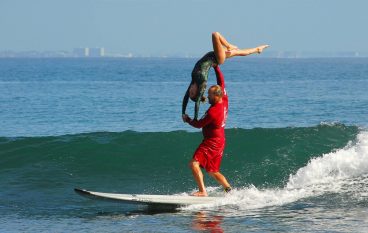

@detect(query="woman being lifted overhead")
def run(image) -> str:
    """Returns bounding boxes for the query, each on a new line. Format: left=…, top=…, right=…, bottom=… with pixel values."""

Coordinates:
left=182, top=32, right=269, bottom=120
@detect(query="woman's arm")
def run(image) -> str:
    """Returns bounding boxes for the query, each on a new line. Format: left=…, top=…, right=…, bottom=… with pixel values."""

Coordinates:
left=194, top=82, right=207, bottom=120
left=182, top=86, right=190, bottom=116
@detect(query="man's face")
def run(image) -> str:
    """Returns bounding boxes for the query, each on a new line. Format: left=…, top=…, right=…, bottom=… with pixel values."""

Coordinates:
left=207, top=88, right=216, bottom=105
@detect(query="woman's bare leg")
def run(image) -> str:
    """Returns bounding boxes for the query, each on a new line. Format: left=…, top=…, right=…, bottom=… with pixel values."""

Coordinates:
left=226, top=45, right=270, bottom=58
left=212, top=32, right=269, bottom=64
left=212, top=32, right=227, bottom=65
left=214, top=32, right=238, bottom=51
left=212, top=32, right=238, bottom=64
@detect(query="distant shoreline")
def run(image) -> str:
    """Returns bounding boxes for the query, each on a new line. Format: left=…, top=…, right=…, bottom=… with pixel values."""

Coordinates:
left=1, top=55, right=368, bottom=59
left=1, top=50, right=368, bottom=59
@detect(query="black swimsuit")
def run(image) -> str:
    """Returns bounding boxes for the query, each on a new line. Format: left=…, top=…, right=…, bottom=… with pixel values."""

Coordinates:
left=182, top=51, right=218, bottom=119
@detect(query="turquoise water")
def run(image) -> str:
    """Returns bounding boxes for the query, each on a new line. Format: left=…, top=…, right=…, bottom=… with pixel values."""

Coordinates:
left=1, top=58, right=368, bottom=232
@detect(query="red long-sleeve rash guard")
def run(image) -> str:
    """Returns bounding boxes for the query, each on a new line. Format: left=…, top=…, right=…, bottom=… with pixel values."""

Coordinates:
left=188, top=66, right=228, bottom=139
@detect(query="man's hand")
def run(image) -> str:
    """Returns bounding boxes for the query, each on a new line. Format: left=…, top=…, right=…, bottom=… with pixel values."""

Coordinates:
left=182, top=114, right=191, bottom=123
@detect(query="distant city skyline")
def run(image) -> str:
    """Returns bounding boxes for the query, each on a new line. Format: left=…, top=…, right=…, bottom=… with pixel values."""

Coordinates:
left=1, top=48, right=367, bottom=58
left=1, top=0, right=368, bottom=55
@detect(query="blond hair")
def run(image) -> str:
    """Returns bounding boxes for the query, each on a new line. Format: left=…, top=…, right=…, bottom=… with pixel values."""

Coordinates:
left=210, top=85, right=223, bottom=97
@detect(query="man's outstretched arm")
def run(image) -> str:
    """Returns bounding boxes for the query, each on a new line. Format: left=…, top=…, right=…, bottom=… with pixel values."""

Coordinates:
left=214, top=65, right=225, bottom=91
left=182, top=111, right=213, bottom=129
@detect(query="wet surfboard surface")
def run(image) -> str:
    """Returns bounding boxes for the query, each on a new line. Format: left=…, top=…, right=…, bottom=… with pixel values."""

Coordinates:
left=74, top=188, right=220, bottom=207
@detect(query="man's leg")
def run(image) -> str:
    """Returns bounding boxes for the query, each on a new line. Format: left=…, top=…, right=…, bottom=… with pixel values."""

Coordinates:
left=189, top=159, right=208, bottom=196
left=208, top=172, right=231, bottom=191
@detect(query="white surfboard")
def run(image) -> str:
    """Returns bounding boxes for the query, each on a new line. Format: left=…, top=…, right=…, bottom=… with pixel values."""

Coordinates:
left=75, top=188, right=220, bottom=207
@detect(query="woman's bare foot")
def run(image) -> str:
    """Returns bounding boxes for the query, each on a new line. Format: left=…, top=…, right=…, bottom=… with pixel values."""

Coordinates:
left=225, top=49, right=238, bottom=57
left=256, top=45, right=270, bottom=54
left=192, top=191, right=208, bottom=197
left=225, top=45, right=270, bottom=57
left=226, top=44, right=238, bottom=51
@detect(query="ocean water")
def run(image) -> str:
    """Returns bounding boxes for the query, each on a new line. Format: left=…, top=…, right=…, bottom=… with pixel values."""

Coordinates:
left=1, top=57, right=368, bottom=232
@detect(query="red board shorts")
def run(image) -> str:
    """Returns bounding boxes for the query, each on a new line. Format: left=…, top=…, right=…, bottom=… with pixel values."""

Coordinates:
left=193, top=137, right=225, bottom=173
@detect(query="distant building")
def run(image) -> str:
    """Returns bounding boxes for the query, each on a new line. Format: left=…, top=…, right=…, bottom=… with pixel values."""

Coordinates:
left=73, top=48, right=90, bottom=57
left=89, top=48, right=105, bottom=57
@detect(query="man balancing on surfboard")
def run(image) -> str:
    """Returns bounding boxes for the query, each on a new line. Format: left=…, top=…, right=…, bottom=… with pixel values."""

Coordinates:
left=182, top=65, right=231, bottom=197
left=182, top=32, right=268, bottom=197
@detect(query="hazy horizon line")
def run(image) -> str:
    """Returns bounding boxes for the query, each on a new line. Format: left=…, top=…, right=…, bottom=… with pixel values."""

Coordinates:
left=1, top=49, right=368, bottom=59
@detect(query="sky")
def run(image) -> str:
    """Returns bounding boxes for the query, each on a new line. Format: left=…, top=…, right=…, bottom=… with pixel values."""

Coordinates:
left=1, top=0, right=368, bottom=56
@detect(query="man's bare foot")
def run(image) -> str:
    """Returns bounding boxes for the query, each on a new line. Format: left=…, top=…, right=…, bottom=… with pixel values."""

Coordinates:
left=191, top=191, right=208, bottom=197
left=256, top=45, right=270, bottom=54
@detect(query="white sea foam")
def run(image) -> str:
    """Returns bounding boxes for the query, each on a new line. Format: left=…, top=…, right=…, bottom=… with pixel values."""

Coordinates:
left=183, top=131, right=368, bottom=211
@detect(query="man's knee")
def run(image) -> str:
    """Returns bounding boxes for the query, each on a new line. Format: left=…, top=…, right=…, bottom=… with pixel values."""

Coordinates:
left=189, top=159, right=200, bottom=169
left=212, top=32, right=220, bottom=38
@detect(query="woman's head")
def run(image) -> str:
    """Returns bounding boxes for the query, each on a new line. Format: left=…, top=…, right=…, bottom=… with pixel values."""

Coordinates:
left=189, top=83, right=207, bottom=103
